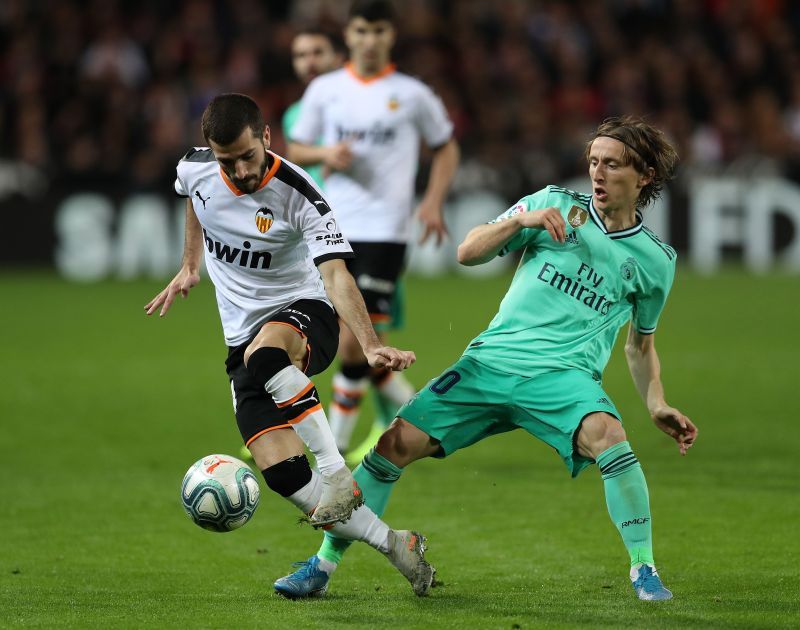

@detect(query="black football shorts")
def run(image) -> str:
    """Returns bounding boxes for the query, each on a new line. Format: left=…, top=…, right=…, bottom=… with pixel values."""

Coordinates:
left=225, top=299, right=339, bottom=446
left=345, top=242, right=406, bottom=327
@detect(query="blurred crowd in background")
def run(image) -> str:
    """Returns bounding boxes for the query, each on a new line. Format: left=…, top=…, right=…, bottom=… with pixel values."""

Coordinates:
left=3, top=0, right=800, bottom=203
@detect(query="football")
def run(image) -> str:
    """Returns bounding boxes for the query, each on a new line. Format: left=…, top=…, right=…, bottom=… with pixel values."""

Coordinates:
left=180, top=454, right=260, bottom=532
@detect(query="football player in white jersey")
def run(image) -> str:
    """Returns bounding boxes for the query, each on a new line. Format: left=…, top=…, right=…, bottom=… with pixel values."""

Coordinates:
left=288, top=0, right=460, bottom=469
left=145, top=94, right=435, bottom=596
left=236, top=28, right=344, bottom=467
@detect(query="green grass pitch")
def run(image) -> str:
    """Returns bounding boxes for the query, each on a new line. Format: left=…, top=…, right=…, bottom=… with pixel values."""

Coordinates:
left=1, top=268, right=798, bottom=628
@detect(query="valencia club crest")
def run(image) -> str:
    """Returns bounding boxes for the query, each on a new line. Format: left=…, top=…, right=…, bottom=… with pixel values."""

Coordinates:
left=255, top=208, right=274, bottom=234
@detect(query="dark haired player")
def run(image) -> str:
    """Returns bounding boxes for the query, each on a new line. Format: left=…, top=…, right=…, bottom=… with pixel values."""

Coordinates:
left=146, top=93, right=435, bottom=596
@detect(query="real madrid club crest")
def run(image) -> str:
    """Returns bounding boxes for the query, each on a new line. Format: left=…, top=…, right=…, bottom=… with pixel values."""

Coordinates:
left=388, top=95, right=400, bottom=111
left=568, top=205, right=588, bottom=228
left=255, top=208, right=274, bottom=234
left=620, top=257, right=637, bottom=281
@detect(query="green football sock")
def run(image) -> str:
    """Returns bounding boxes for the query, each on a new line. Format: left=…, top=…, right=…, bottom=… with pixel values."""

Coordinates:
left=596, top=441, right=654, bottom=566
left=317, top=448, right=403, bottom=565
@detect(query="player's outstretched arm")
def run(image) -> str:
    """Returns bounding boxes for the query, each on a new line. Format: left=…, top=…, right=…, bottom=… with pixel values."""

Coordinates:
left=416, top=139, right=460, bottom=246
left=318, top=259, right=415, bottom=371
left=144, top=199, right=202, bottom=317
left=457, top=207, right=566, bottom=266
left=625, top=326, right=697, bottom=455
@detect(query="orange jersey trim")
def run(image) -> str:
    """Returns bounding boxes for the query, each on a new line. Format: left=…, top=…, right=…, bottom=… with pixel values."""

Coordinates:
left=288, top=404, right=323, bottom=424
left=219, top=152, right=283, bottom=197
left=345, top=62, right=396, bottom=84
left=245, top=423, right=292, bottom=446
left=276, top=381, right=315, bottom=408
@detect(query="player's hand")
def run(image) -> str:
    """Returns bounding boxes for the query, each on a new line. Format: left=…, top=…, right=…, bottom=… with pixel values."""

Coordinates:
left=415, top=200, right=448, bottom=246
left=518, top=207, right=566, bottom=243
left=365, top=346, right=416, bottom=371
left=323, top=142, right=353, bottom=171
left=651, top=405, right=697, bottom=455
left=144, top=267, right=200, bottom=317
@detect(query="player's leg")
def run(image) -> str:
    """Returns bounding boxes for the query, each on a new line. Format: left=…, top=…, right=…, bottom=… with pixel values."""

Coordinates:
left=575, top=412, right=672, bottom=601
left=249, top=428, right=433, bottom=598
left=328, top=324, right=371, bottom=451
left=346, top=280, right=415, bottom=466
left=275, top=418, right=439, bottom=598
left=240, top=302, right=361, bottom=526
left=512, top=369, right=671, bottom=601
left=278, top=356, right=511, bottom=597
left=342, top=351, right=418, bottom=468
left=328, top=242, right=409, bottom=455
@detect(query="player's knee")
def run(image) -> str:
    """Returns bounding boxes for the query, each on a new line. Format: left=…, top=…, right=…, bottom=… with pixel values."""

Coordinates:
left=376, top=418, right=433, bottom=467
left=375, top=420, right=403, bottom=459
left=261, top=454, right=312, bottom=497
left=577, top=413, right=627, bottom=459
left=245, top=337, right=302, bottom=370
left=245, top=324, right=306, bottom=367
left=244, top=346, right=293, bottom=387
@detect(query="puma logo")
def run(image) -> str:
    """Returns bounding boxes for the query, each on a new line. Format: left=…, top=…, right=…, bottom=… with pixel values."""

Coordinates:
left=205, top=456, right=232, bottom=474
left=195, top=190, right=211, bottom=210
left=289, top=316, right=308, bottom=331
left=293, top=394, right=318, bottom=407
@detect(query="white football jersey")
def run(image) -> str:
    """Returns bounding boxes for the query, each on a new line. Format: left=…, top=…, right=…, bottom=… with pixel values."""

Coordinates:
left=291, top=63, right=453, bottom=243
left=174, top=149, right=353, bottom=346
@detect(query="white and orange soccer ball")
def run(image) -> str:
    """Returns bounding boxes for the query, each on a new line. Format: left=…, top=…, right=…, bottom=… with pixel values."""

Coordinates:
left=180, top=454, right=260, bottom=532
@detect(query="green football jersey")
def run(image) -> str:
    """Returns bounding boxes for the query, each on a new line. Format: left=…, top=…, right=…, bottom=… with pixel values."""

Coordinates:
left=462, top=185, right=677, bottom=378
left=282, top=100, right=324, bottom=188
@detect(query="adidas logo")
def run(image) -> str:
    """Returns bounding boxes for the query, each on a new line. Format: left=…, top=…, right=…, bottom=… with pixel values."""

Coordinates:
left=565, top=231, right=580, bottom=245
left=596, top=397, right=610, bottom=405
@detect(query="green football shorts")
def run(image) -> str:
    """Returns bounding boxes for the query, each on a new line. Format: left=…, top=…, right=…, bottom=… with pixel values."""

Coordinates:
left=397, top=355, right=622, bottom=477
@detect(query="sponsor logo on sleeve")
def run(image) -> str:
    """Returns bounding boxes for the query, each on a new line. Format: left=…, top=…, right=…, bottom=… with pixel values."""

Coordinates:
left=316, top=217, right=344, bottom=245
left=620, top=257, right=637, bottom=281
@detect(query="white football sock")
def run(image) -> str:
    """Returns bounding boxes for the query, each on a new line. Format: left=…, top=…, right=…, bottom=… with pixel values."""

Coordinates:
left=328, top=372, right=369, bottom=451
left=286, top=471, right=389, bottom=555
left=265, top=365, right=345, bottom=476
left=285, top=471, right=322, bottom=514
left=328, top=502, right=390, bottom=553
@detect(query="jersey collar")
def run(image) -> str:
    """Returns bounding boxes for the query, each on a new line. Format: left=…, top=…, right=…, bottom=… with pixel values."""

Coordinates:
left=345, top=61, right=396, bottom=84
left=219, top=151, right=282, bottom=197
left=588, top=196, right=643, bottom=240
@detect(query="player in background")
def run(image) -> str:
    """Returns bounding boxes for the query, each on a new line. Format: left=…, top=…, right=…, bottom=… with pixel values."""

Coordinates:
left=275, top=116, right=697, bottom=602
left=288, top=0, right=460, bottom=468
left=145, top=93, right=434, bottom=596
left=238, top=27, right=343, bottom=464
left=283, top=27, right=344, bottom=188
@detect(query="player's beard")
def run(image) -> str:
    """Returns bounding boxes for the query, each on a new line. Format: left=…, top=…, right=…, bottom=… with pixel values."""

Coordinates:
left=231, top=146, right=269, bottom=194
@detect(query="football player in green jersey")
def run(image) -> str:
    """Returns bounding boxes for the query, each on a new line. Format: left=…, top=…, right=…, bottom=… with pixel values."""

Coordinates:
left=275, top=116, right=697, bottom=602
left=284, top=28, right=345, bottom=186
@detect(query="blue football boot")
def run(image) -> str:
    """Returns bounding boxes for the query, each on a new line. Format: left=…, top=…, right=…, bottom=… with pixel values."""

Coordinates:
left=274, top=555, right=330, bottom=599
left=630, top=563, right=673, bottom=601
